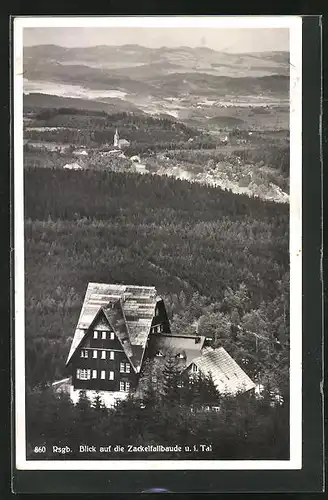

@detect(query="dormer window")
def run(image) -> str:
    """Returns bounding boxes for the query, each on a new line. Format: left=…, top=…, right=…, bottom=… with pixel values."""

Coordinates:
left=191, top=364, right=198, bottom=373
left=155, top=351, right=164, bottom=357
left=177, top=353, right=185, bottom=359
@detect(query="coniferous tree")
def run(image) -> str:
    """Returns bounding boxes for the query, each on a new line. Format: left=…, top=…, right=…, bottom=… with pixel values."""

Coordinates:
left=162, top=355, right=182, bottom=405
left=92, top=391, right=106, bottom=412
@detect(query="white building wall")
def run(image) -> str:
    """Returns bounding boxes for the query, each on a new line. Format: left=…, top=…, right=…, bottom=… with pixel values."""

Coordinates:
left=69, top=385, right=128, bottom=408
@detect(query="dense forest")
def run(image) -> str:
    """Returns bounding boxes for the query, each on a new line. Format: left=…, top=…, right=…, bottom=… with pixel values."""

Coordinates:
left=25, top=168, right=289, bottom=389
left=24, top=110, right=199, bottom=148
left=27, top=356, right=289, bottom=460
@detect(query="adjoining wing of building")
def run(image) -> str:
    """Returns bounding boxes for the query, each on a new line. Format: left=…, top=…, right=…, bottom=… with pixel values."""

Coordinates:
left=187, top=347, right=255, bottom=395
left=57, top=282, right=255, bottom=406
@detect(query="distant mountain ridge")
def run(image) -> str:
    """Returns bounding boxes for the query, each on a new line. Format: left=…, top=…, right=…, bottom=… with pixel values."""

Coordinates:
left=24, top=44, right=289, bottom=79
left=23, top=43, right=289, bottom=128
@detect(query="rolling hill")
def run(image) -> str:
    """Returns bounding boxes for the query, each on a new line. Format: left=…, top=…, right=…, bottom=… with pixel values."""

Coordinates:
left=24, top=44, right=289, bottom=78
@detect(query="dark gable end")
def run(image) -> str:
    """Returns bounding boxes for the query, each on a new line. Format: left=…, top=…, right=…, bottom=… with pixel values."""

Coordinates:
left=66, top=283, right=163, bottom=374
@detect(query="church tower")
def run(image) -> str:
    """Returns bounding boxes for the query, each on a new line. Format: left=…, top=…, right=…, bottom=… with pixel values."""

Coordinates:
left=113, top=129, right=120, bottom=148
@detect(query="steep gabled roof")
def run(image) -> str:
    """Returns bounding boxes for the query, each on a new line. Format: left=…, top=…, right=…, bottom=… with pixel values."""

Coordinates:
left=66, top=283, right=159, bottom=372
left=190, top=347, right=255, bottom=395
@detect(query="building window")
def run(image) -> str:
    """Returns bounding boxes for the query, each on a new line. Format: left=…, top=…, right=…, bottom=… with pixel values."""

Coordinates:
left=109, top=371, right=114, bottom=380
left=120, top=381, right=130, bottom=392
left=101, top=331, right=107, bottom=340
left=177, top=353, right=185, bottom=359
left=120, top=362, right=130, bottom=373
left=92, top=370, right=97, bottom=379
left=101, top=350, right=106, bottom=359
left=110, top=331, right=115, bottom=340
left=93, top=350, right=97, bottom=359
left=77, top=369, right=91, bottom=380
left=191, top=364, right=198, bottom=373
left=101, top=370, right=105, bottom=380
left=109, top=351, right=114, bottom=360
left=80, top=350, right=88, bottom=358
left=156, top=351, right=164, bottom=357
left=93, top=331, right=98, bottom=339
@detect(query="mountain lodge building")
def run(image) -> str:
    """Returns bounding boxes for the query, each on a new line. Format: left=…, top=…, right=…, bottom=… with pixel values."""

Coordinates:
left=59, top=282, right=255, bottom=407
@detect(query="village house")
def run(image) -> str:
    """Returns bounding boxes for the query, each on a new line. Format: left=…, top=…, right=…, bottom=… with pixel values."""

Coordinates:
left=55, top=283, right=255, bottom=407
left=73, top=148, right=88, bottom=157
left=98, top=130, right=131, bottom=158
left=63, top=162, right=84, bottom=171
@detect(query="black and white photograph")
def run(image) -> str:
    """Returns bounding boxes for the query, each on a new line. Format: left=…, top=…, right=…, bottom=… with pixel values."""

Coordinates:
left=13, top=16, right=302, bottom=470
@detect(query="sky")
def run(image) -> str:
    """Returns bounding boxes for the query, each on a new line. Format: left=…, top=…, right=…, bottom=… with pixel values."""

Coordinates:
left=23, top=27, right=289, bottom=53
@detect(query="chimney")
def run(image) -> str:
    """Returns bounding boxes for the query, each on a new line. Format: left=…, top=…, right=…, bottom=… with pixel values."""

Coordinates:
left=193, top=319, right=199, bottom=336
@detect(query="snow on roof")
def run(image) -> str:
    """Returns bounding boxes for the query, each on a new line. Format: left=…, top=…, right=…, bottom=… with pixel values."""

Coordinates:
left=191, top=347, right=255, bottom=395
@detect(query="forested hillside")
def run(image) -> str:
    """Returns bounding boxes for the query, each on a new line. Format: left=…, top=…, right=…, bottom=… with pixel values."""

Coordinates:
left=25, top=168, right=289, bottom=393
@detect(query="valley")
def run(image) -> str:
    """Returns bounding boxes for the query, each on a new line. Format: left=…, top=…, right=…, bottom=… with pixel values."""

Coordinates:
left=22, top=44, right=290, bottom=203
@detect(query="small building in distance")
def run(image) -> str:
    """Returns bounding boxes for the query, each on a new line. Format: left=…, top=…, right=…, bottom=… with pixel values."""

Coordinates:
left=55, top=282, right=256, bottom=407
left=134, top=164, right=148, bottom=174
left=130, top=155, right=141, bottom=163
left=63, top=162, right=83, bottom=170
left=113, top=129, right=130, bottom=150
left=73, top=149, right=88, bottom=157
left=118, top=138, right=130, bottom=149
left=216, top=131, right=230, bottom=145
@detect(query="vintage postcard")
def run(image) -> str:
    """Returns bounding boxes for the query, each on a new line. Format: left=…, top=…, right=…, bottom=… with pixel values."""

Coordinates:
left=13, top=15, right=302, bottom=471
